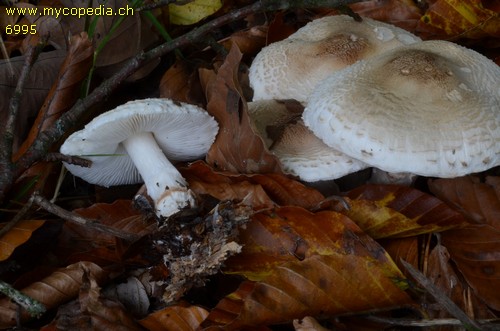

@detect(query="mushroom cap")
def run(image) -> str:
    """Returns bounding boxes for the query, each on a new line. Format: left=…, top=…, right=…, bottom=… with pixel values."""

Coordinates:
left=303, top=40, right=500, bottom=177
left=60, top=98, right=219, bottom=186
left=248, top=100, right=367, bottom=182
left=249, top=15, right=421, bottom=104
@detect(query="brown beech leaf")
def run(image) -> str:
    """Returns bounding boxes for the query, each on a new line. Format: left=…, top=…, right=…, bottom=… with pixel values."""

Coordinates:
left=139, top=304, right=209, bottom=331
left=55, top=200, right=155, bottom=264
left=441, top=225, right=500, bottom=311
left=159, top=59, right=206, bottom=107
left=181, top=161, right=325, bottom=210
left=42, top=268, right=142, bottom=330
left=200, top=45, right=283, bottom=174
left=349, top=0, right=423, bottom=32
left=202, top=207, right=411, bottom=328
left=0, top=50, right=65, bottom=151
left=417, top=0, right=500, bottom=39
left=422, top=241, right=496, bottom=320
left=219, top=26, right=268, bottom=57
left=0, top=219, right=45, bottom=261
left=343, top=184, right=467, bottom=238
left=13, top=32, right=93, bottom=161
left=0, top=261, right=107, bottom=328
left=428, top=176, right=500, bottom=229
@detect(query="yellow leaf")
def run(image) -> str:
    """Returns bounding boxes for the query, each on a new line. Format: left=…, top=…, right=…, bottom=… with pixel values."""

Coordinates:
left=169, top=0, right=222, bottom=26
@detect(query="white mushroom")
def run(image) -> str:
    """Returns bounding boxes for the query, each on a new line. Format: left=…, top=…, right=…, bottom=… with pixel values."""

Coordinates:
left=249, top=15, right=421, bottom=104
left=303, top=40, right=500, bottom=178
left=248, top=100, right=367, bottom=182
left=60, top=98, right=219, bottom=218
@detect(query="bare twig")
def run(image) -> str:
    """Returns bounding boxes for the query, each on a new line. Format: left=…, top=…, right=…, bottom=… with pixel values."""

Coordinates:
left=0, top=280, right=46, bottom=318
left=32, top=192, right=140, bottom=241
left=401, top=260, right=483, bottom=331
left=0, top=0, right=363, bottom=201
left=0, top=196, right=35, bottom=238
left=0, top=38, right=46, bottom=197
left=366, top=316, right=500, bottom=330
left=44, top=152, right=92, bottom=167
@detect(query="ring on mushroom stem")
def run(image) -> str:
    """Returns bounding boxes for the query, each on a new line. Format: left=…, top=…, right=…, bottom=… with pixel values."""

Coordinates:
left=60, top=98, right=219, bottom=219
left=249, top=15, right=421, bottom=105
left=303, top=40, right=500, bottom=179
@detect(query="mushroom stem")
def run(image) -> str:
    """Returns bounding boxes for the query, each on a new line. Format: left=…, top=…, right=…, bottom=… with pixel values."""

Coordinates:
left=122, top=132, right=196, bottom=218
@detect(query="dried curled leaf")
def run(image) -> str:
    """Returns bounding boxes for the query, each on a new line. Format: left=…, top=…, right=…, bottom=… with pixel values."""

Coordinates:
left=0, top=261, right=107, bottom=328
left=200, top=45, right=283, bottom=175
left=202, top=207, right=411, bottom=328
left=343, top=184, right=467, bottom=238
left=42, top=269, right=142, bottom=330
left=0, top=219, right=45, bottom=261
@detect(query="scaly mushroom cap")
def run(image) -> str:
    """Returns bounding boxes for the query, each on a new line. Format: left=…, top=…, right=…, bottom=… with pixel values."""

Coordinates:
left=248, top=100, right=367, bottom=182
left=249, top=15, right=421, bottom=104
left=303, top=40, right=500, bottom=177
left=60, top=98, right=219, bottom=186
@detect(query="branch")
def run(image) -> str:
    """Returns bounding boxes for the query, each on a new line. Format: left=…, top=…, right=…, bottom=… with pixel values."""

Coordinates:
left=0, top=0, right=363, bottom=201
left=32, top=192, right=140, bottom=241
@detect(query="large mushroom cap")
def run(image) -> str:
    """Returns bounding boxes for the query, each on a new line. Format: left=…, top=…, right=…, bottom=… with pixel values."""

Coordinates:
left=60, top=98, right=218, bottom=186
left=249, top=15, right=421, bottom=104
left=303, top=40, right=500, bottom=177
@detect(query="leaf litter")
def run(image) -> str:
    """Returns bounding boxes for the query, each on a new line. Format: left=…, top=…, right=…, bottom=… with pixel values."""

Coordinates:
left=0, top=1, right=499, bottom=330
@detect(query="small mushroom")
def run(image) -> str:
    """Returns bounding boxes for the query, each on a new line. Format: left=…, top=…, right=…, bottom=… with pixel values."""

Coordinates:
left=60, top=98, right=219, bottom=218
left=248, top=100, right=367, bottom=182
left=249, top=15, right=421, bottom=104
left=303, top=40, right=500, bottom=178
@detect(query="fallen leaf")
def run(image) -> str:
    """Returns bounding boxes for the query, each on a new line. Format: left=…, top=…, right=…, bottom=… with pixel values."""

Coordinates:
left=200, top=45, right=283, bottom=175
left=349, top=0, right=423, bottom=32
left=202, top=207, right=411, bottom=328
left=428, top=176, right=500, bottom=229
left=219, top=25, right=268, bottom=57
left=0, top=50, right=65, bottom=152
left=0, top=219, right=45, bottom=261
left=159, top=59, right=206, bottom=107
left=441, top=225, right=500, bottom=311
left=417, top=0, right=500, bottom=39
left=139, top=304, right=209, bottom=330
left=41, top=268, right=143, bottom=330
left=423, top=241, right=495, bottom=320
left=55, top=200, right=155, bottom=265
left=0, top=261, right=107, bottom=328
left=169, top=0, right=223, bottom=25
left=343, top=184, right=467, bottom=238
left=181, top=161, right=325, bottom=210
left=13, top=32, right=93, bottom=161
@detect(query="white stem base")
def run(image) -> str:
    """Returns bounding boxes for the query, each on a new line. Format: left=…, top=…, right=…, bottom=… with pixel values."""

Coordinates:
left=122, top=132, right=196, bottom=218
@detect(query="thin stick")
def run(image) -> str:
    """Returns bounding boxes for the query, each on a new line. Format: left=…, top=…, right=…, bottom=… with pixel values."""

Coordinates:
left=0, top=280, right=46, bottom=318
left=32, top=192, right=140, bottom=242
left=366, top=316, right=499, bottom=330
left=0, top=38, right=46, bottom=197
left=401, top=260, right=483, bottom=331
left=0, top=195, right=35, bottom=238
